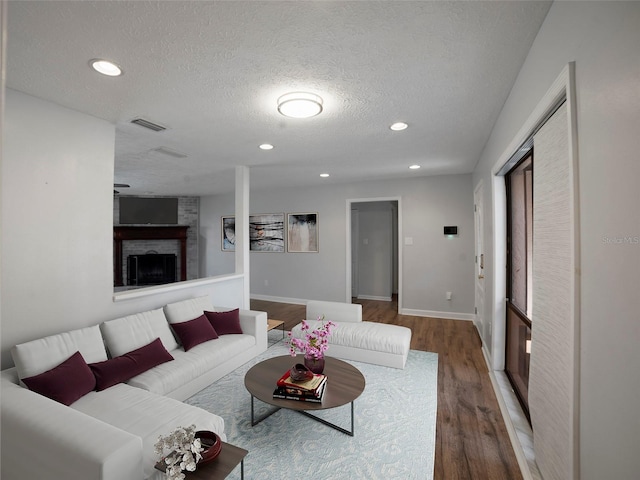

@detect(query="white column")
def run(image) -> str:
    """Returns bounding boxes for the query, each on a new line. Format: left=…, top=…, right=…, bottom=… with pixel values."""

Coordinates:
left=235, top=166, right=250, bottom=309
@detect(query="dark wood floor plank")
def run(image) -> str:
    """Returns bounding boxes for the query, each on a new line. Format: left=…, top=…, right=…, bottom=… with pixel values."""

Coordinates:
left=250, top=297, right=522, bottom=480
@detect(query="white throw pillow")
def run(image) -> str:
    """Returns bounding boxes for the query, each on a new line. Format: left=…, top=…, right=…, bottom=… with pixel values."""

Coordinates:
left=163, top=296, right=215, bottom=324
left=11, top=325, right=108, bottom=383
left=101, top=308, right=178, bottom=357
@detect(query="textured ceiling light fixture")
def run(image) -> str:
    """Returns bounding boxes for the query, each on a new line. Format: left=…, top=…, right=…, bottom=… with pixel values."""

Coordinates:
left=277, top=92, right=323, bottom=118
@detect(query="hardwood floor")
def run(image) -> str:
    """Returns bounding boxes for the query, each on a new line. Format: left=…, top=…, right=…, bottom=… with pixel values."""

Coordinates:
left=251, top=297, right=523, bottom=480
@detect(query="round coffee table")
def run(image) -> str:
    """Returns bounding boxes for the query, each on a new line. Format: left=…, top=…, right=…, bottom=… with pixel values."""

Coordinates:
left=244, top=355, right=365, bottom=436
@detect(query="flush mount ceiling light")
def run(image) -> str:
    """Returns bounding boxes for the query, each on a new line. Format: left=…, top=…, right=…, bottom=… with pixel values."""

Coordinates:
left=390, top=122, right=408, bottom=131
left=89, top=59, right=123, bottom=77
left=277, top=92, right=323, bottom=118
left=409, top=164, right=421, bottom=170
left=259, top=143, right=274, bottom=150
left=320, top=173, right=330, bottom=178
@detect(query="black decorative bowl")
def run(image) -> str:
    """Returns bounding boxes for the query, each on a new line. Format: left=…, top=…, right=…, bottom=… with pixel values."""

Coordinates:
left=195, top=430, right=222, bottom=464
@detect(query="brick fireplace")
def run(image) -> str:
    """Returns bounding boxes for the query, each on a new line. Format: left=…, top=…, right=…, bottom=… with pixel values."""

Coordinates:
left=113, top=225, right=189, bottom=287
left=113, top=196, right=199, bottom=288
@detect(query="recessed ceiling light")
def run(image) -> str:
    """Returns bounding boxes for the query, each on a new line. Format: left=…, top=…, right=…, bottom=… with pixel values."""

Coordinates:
left=89, top=59, right=123, bottom=77
left=320, top=173, right=330, bottom=178
left=390, top=122, right=408, bottom=131
left=277, top=92, right=323, bottom=118
left=259, top=144, right=274, bottom=150
left=409, top=164, right=421, bottom=170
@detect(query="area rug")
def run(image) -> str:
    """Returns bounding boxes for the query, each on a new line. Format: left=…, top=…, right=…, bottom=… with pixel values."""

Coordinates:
left=186, top=341, right=438, bottom=480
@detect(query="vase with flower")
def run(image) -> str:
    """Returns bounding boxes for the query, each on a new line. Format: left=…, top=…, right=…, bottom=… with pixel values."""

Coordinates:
left=286, top=315, right=336, bottom=374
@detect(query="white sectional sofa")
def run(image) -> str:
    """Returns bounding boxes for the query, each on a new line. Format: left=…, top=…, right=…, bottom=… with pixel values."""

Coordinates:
left=292, top=300, right=412, bottom=369
left=0, top=295, right=267, bottom=480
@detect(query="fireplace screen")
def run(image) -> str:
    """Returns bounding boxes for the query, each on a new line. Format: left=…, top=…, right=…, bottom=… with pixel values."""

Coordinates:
left=127, top=254, right=177, bottom=286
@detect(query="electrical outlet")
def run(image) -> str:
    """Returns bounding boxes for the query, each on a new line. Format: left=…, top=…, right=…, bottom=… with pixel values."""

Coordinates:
left=446, top=291, right=452, bottom=300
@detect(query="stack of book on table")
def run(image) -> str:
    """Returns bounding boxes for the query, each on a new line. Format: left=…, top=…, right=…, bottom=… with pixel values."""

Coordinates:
left=273, top=370, right=327, bottom=403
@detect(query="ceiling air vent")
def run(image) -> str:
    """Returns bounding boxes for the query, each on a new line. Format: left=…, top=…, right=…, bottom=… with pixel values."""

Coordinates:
left=150, top=147, right=188, bottom=159
left=130, top=118, right=166, bottom=132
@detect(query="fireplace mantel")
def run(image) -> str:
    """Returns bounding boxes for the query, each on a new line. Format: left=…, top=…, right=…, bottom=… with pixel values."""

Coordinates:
left=114, top=225, right=189, bottom=287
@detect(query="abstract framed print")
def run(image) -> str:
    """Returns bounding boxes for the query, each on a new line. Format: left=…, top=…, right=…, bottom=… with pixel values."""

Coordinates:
left=287, top=213, right=318, bottom=253
left=249, top=213, right=285, bottom=252
left=222, top=216, right=235, bottom=251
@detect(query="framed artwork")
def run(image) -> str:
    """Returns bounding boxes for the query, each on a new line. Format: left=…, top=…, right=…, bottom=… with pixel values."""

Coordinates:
left=221, top=216, right=236, bottom=251
left=249, top=213, right=285, bottom=252
left=287, top=213, right=318, bottom=253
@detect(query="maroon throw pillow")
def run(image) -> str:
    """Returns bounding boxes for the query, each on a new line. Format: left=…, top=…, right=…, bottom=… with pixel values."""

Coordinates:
left=90, top=355, right=135, bottom=391
left=23, top=351, right=96, bottom=406
left=90, top=338, right=174, bottom=391
left=171, top=314, right=219, bottom=351
left=205, top=309, right=243, bottom=335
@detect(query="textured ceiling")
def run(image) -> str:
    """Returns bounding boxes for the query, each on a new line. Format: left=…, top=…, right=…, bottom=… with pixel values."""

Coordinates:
left=6, top=1, right=551, bottom=196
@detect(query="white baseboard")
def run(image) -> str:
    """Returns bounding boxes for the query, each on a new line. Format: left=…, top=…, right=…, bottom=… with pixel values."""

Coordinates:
left=399, top=308, right=474, bottom=321
left=357, top=294, right=392, bottom=301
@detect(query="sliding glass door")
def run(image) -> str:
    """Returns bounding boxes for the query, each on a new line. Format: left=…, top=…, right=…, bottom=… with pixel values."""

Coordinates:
left=505, top=153, right=533, bottom=420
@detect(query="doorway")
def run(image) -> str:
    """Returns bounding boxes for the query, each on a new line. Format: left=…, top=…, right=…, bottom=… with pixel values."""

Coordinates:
left=474, top=181, right=486, bottom=340
left=346, top=198, right=401, bottom=311
left=488, top=66, right=579, bottom=480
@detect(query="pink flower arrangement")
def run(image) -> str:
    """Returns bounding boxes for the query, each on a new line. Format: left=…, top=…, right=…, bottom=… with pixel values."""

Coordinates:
left=287, top=315, right=336, bottom=360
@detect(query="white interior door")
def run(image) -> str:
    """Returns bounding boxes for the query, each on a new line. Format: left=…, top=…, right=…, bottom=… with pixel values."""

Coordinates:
left=474, top=182, right=486, bottom=340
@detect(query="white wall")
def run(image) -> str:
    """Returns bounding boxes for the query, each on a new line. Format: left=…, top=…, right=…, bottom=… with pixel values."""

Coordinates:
left=0, top=90, right=247, bottom=367
left=201, top=174, right=475, bottom=317
left=200, top=193, right=236, bottom=277
left=472, top=2, right=640, bottom=478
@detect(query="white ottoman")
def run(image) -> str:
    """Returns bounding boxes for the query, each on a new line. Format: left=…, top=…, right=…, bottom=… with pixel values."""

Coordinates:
left=291, top=320, right=412, bottom=369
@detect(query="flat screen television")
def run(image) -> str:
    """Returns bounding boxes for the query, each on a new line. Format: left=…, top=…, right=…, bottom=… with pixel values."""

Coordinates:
left=119, top=197, right=179, bottom=225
